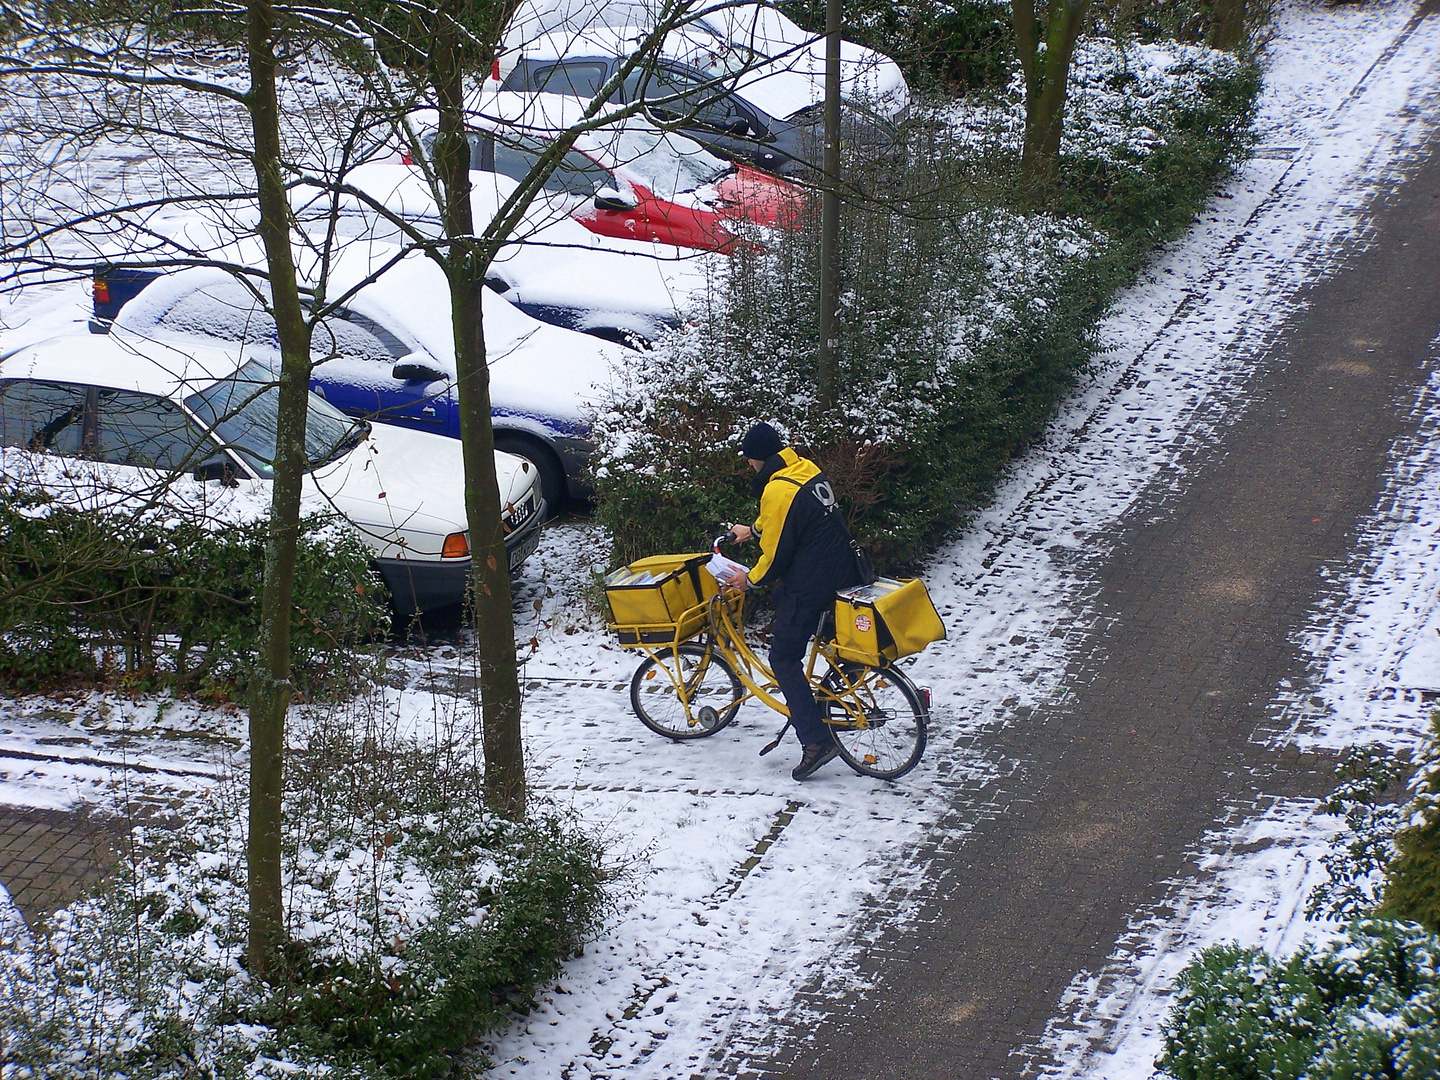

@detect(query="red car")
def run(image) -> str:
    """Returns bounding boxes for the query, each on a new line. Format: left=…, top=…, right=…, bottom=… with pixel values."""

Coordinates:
left=411, top=93, right=802, bottom=252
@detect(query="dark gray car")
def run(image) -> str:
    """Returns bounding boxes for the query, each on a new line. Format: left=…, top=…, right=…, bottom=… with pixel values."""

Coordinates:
left=500, top=56, right=896, bottom=178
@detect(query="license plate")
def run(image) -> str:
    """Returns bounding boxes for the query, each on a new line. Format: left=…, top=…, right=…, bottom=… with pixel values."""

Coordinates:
left=508, top=524, right=542, bottom=570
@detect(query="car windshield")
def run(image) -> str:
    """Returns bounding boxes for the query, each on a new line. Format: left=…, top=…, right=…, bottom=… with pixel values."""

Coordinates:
left=605, top=127, right=731, bottom=195
left=183, top=359, right=367, bottom=476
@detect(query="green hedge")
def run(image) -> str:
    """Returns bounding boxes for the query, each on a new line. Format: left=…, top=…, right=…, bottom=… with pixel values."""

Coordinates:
left=0, top=477, right=388, bottom=697
left=1381, top=714, right=1440, bottom=933
left=783, top=0, right=1015, bottom=92
left=1159, top=921, right=1440, bottom=1080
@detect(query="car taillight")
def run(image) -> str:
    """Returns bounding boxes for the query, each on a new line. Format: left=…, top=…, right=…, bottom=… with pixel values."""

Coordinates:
left=401, top=150, right=412, bottom=166
left=490, top=58, right=500, bottom=81
left=442, top=532, right=469, bottom=558
left=92, top=279, right=111, bottom=305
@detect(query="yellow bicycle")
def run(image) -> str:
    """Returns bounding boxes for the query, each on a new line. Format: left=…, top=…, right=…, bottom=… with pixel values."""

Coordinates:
left=605, top=549, right=937, bottom=780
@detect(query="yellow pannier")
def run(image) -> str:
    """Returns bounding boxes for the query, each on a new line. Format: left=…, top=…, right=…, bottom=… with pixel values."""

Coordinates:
left=833, top=577, right=946, bottom=666
left=604, top=552, right=718, bottom=646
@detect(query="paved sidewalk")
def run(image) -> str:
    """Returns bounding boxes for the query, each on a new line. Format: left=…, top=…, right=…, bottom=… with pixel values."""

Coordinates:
left=734, top=85, right=1440, bottom=1080
left=0, top=804, right=120, bottom=923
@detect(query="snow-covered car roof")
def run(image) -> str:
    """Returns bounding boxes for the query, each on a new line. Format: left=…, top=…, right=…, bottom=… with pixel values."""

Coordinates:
left=0, top=331, right=251, bottom=400
left=338, top=161, right=713, bottom=317
left=498, top=3, right=909, bottom=120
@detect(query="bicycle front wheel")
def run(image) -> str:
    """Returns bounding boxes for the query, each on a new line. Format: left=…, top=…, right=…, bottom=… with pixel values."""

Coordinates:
left=630, top=642, right=743, bottom=740
left=821, top=664, right=927, bottom=779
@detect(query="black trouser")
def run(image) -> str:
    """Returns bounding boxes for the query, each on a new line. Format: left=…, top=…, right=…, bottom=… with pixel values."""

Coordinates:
left=769, top=589, right=833, bottom=747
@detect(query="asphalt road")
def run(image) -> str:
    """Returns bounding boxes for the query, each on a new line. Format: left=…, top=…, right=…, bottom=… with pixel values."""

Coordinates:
left=737, top=70, right=1440, bottom=1080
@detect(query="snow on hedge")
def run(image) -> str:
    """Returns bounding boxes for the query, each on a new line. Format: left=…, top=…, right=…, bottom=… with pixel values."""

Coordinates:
left=946, top=36, right=1249, bottom=167
left=0, top=744, right=606, bottom=1079
left=591, top=206, right=1102, bottom=469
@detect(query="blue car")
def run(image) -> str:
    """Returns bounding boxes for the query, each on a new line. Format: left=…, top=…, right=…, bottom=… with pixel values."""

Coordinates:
left=94, top=246, right=621, bottom=509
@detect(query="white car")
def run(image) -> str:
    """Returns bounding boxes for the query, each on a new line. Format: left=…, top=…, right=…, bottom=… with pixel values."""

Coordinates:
left=499, top=0, right=910, bottom=121
left=0, top=334, right=545, bottom=615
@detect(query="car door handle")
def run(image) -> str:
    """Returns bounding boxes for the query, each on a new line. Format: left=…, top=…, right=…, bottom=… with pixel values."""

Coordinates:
left=421, top=405, right=436, bottom=417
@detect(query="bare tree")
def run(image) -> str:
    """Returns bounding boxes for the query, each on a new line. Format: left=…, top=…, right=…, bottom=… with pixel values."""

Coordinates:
left=1012, top=0, right=1092, bottom=198
left=337, top=0, right=784, bottom=817
left=240, top=0, right=314, bottom=980
left=0, top=0, right=785, bottom=964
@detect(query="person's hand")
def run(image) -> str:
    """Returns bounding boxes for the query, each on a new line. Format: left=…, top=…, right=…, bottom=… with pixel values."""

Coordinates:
left=720, top=566, right=751, bottom=592
left=728, top=523, right=753, bottom=543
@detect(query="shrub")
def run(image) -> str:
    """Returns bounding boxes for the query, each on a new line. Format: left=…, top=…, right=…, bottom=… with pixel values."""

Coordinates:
left=1050, top=37, right=1261, bottom=252
left=784, top=0, right=1015, bottom=92
left=1307, top=743, right=1408, bottom=923
left=1159, top=920, right=1440, bottom=1080
left=591, top=193, right=1107, bottom=569
left=0, top=453, right=388, bottom=697
left=1159, top=942, right=1322, bottom=1080
left=1309, top=714, right=1440, bottom=934
left=0, top=715, right=611, bottom=1079
left=1382, top=714, right=1440, bottom=933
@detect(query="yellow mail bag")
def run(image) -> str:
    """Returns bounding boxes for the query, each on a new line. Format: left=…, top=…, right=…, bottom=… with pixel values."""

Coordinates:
left=604, top=552, right=717, bottom=646
left=833, top=577, right=945, bottom=666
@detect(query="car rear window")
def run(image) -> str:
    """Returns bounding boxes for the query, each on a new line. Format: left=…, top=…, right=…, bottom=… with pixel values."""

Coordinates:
left=605, top=127, right=730, bottom=195
left=529, top=61, right=611, bottom=100
left=492, top=136, right=615, bottom=197
left=154, top=281, right=407, bottom=367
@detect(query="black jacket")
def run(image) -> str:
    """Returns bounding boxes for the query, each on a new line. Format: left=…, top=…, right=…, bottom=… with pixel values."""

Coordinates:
left=747, top=448, right=861, bottom=600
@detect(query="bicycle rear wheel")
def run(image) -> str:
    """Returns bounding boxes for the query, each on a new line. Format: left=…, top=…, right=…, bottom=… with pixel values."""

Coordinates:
left=630, top=642, right=743, bottom=740
left=821, top=664, right=927, bottom=779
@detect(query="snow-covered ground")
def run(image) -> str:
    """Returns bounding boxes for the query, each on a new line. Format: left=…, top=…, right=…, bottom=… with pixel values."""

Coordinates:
left=2, top=2, right=1439, bottom=1077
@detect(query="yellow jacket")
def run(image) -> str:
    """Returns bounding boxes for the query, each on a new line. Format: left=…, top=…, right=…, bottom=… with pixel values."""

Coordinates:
left=747, top=448, right=858, bottom=596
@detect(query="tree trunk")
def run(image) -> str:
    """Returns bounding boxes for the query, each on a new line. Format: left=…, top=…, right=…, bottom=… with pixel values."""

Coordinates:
left=432, top=16, right=527, bottom=820
left=244, top=0, right=314, bottom=980
left=1209, top=0, right=1247, bottom=51
left=1013, top=0, right=1092, bottom=201
left=815, top=0, right=842, bottom=410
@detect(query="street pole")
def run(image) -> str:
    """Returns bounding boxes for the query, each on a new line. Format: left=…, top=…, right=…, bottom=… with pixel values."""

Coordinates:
left=816, top=0, right=842, bottom=410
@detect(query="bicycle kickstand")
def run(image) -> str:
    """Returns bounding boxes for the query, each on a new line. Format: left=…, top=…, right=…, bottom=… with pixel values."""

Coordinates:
left=759, top=720, right=791, bottom=756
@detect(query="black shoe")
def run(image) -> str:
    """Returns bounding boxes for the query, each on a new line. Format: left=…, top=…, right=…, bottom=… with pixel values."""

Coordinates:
left=792, top=740, right=841, bottom=781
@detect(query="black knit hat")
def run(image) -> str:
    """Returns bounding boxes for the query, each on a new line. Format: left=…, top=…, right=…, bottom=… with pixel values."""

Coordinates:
left=740, top=422, right=785, bottom=460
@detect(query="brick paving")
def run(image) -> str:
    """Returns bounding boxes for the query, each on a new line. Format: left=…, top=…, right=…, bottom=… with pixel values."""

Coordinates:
left=0, top=803, right=120, bottom=924
left=726, top=83, right=1440, bottom=1080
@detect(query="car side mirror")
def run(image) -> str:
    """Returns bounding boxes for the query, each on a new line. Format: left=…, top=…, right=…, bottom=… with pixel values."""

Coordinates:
left=194, top=458, right=240, bottom=487
left=723, top=118, right=751, bottom=136
left=594, top=187, right=638, bottom=212
left=392, top=359, right=449, bottom=383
